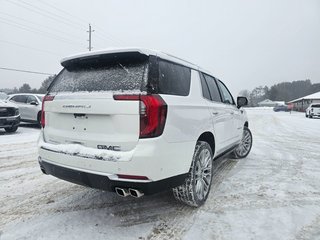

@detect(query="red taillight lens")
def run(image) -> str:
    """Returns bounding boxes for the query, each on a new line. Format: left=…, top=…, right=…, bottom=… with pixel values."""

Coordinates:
left=41, top=95, right=55, bottom=128
left=113, top=94, right=167, bottom=138
left=139, top=95, right=167, bottom=138
left=117, top=174, right=149, bottom=180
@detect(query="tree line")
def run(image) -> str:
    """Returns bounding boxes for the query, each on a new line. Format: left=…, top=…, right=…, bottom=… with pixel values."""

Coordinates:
left=240, top=79, right=320, bottom=106
left=0, top=75, right=56, bottom=95
left=2, top=77, right=319, bottom=106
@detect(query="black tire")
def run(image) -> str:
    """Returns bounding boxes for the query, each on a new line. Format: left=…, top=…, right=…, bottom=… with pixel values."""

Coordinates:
left=305, top=113, right=308, bottom=118
left=232, top=126, right=253, bottom=159
left=5, top=126, right=18, bottom=133
left=37, top=112, right=42, bottom=127
left=172, top=141, right=214, bottom=207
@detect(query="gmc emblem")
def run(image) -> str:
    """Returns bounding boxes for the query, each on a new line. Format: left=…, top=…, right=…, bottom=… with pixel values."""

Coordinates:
left=97, top=145, right=121, bottom=151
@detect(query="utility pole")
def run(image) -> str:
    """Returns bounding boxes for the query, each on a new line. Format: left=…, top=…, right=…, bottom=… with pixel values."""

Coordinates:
left=87, top=24, right=94, bottom=51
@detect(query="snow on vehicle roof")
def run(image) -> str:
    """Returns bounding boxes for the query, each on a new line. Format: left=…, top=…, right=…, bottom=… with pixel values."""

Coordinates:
left=288, top=91, right=320, bottom=103
left=60, top=47, right=214, bottom=76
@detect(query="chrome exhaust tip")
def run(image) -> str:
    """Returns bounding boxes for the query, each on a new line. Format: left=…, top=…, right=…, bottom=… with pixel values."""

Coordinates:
left=129, top=188, right=144, bottom=198
left=115, top=187, right=130, bottom=197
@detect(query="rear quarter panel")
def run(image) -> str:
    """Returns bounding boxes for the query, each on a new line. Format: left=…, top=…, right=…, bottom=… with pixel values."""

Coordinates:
left=160, top=70, right=215, bottom=154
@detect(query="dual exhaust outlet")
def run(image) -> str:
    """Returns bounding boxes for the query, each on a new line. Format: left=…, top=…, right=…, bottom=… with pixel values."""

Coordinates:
left=115, top=187, right=144, bottom=198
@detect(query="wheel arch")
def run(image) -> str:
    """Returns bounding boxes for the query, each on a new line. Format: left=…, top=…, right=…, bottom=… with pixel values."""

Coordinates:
left=197, top=131, right=215, bottom=155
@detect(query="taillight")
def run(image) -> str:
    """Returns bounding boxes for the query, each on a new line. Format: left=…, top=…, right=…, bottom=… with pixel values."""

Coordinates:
left=41, top=95, right=55, bottom=128
left=113, top=94, right=167, bottom=138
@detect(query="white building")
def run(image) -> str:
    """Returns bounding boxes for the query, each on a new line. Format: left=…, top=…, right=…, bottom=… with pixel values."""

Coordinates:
left=287, top=91, right=320, bottom=111
left=257, top=99, right=285, bottom=107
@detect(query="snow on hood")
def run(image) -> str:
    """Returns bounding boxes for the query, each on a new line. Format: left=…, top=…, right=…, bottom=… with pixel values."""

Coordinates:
left=39, top=139, right=134, bottom=162
left=0, top=100, right=18, bottom=108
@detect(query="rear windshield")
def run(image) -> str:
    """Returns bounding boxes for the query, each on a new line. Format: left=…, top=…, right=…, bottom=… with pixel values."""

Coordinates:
left=49, top=53, right=149, bottom=94
left=48, top=53, right=192, bottom=96
left=312, top=104, right=320, bottom=108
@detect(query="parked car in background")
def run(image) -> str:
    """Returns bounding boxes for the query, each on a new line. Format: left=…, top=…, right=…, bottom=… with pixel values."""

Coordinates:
left=306, top=103, right=320, bottom=118
left=38, top=48, right=252, bottom=207
left=8, top=93, right=44, bottom=125
left=0, top=92, right=8, bottom=100
left=273, top=105, right=289, bottom=112
left=0, top=100, right=20, bottom=133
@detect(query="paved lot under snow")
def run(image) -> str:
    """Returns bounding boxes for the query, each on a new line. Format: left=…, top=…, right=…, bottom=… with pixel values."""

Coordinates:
left=1, top=109, right=320, bottom=240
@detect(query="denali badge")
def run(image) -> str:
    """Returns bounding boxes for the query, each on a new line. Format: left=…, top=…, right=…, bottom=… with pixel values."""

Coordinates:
left=62, top=104, right=91, bottom=109
left=97, top=145, right=121, bottom=151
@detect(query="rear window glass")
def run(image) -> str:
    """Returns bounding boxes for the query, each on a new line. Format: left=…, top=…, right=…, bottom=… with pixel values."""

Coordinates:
left=312, top=104, right=320, bottom=108
left=49, top=54, right=148, bottom=94
left=158, top=60, right=191, bottom=96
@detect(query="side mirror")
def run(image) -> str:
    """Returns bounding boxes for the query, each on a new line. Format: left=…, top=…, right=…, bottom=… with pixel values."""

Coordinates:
left=30, top=101, right=38, bottom=106
left=237, top=96, right=248, bottom=108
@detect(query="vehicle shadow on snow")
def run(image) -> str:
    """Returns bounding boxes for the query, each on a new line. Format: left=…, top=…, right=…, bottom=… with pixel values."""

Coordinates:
left=19, top=123, right=40, bottom=129
left=0, top=123, right=40, bottom=135
left=0, top=129, right=18, bottom=136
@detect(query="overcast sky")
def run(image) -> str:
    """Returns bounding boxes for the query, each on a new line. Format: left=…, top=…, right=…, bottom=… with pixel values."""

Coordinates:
left=1, top=0, right=320, bottom=96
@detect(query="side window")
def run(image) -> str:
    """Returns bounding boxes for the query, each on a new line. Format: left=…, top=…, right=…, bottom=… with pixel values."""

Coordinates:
left=26, top=95, right=37, bottom=104
left=11, top=95, right=27, bottom=103
left=217, top=80, right=234, bottom=105
left=199, top=73, right=211, bottom=100
left=158, top=60, right=191, bottom=96
left=203, top=74, right=222, bottom=102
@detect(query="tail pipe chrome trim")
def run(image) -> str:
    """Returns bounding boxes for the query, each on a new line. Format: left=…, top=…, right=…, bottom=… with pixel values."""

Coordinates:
left=129, top=188, right=144, bottom=198
left=115, top=187, right=130, bottom=197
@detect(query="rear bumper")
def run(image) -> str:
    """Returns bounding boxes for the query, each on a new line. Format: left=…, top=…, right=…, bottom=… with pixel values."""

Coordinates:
left=39, top=159, right=188, bottom=195
left=38, top=131, right=195, bottom=182
left=0, top=115, right=20, bottom=128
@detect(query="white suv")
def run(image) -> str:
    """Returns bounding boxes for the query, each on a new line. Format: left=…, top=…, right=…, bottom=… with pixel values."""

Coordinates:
left=38, top=48, right=252, bottom=207
left=8, top=93, right=44, bottom=125
left=306, top=103, right=320, bottom=118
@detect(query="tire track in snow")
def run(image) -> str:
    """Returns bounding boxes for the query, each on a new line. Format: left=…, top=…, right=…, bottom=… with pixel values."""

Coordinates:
left=294, top=214, right=320, bottom=240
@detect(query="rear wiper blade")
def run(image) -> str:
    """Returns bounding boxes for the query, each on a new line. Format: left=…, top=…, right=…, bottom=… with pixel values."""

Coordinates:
left=118, top=63, right=129, bottom=74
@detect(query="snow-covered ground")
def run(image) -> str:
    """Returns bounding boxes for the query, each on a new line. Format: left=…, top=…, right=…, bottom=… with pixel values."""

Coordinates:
left=1, top=109, right=320, bottom=240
